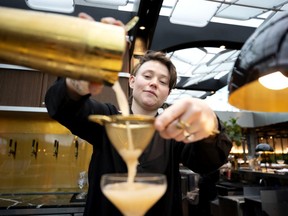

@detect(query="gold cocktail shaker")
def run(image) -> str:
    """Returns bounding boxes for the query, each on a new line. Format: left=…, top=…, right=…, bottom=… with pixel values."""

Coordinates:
left=0, top=6, right=126, bottom=85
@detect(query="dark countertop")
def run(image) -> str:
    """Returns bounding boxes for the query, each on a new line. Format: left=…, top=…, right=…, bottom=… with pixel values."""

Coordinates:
left=244, top=195, right=261, bottom=203
left=0, top=192, right=85, bottom=209
left=221, top=168, right=288, bottom=187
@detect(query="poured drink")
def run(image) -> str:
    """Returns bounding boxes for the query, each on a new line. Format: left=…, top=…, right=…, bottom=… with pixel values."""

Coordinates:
left=101, top=173, right=167, bottom=216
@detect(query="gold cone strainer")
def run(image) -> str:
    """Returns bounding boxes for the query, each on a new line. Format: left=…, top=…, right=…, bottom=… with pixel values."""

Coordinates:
left=89, top=115, right=155, bottom=153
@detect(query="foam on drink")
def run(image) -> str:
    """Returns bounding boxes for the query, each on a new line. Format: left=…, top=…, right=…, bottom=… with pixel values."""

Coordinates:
left=102, top=182, right=166, bottom=216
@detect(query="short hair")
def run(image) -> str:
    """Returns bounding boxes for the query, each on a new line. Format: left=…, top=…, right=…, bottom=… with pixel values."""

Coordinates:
left=132, top=50, right=177, bottom=91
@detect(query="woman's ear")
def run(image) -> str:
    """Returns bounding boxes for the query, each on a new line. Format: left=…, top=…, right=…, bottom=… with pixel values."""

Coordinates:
left=129, top=75, right=135, bottom=89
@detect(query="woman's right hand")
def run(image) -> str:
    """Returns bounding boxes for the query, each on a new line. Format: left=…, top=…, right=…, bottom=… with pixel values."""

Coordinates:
left=65, top=13, right=126, bottom=99
left=65, top=14, right=126, bottom=100
left=66, top=78, right=104, bottom=100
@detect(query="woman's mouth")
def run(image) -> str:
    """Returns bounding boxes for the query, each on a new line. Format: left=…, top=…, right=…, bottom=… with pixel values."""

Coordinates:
left=144, top=90, right=157, bottom=97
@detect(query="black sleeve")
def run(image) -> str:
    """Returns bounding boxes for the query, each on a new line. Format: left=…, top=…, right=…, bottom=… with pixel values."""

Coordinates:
left=181, top=118, right=232, bottom=175
left=45, top=77, right=119, bottom=145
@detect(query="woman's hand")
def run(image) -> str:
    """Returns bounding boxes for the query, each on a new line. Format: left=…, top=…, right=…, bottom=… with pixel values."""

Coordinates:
left=79, top=12, right=125, bottom=27
left=154, top=98, right=219, bottom=143
left=65, top=78, right=103, bottom=100
left=65, top=14, right=127, bottom=100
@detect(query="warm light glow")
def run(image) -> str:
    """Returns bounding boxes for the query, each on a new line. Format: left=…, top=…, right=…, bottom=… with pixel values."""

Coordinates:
left=230, top=145, right=248, bottom=154
left=25, top=0, right=74, bottom=13
left=228, top=78, right=288, bottom=112
left=258, top=71, right=288, bottom=90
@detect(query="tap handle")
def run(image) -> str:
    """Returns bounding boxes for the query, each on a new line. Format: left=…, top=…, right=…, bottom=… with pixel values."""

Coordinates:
left=8, top=139, right=17, bottom=158
left=53, top=140, right=59, bottom=158
left=31, top=139, right=35, bottom=156
left=31, top=139, right=38, bottom=158
left=75, top=139, right=79, bottom=159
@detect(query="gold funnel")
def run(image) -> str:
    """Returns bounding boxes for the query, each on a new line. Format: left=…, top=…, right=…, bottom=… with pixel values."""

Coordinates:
left=0, top=7, right=126, bottom=85
left=89, top=115, right=155, bottom=154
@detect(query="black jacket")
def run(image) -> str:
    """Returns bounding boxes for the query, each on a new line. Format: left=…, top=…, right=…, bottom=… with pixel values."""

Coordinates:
left=45, top=78, right=232, bottom=216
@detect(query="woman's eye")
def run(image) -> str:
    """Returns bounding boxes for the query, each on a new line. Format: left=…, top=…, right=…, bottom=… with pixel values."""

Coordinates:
left=160, top=80, right=168, bottom=85
left=144, top=75, right=151, bottom=79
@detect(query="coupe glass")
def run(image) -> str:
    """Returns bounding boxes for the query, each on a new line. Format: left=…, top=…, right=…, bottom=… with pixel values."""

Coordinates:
left=101, top=173, right=167, bottom=216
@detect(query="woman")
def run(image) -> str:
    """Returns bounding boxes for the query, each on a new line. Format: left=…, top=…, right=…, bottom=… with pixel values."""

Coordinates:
left=45, top=15, right=232, bottom=216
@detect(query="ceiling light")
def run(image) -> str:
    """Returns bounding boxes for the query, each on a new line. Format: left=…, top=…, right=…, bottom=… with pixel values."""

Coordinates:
left=216, top=5, right=266, bottom=20
left=169, top=0, right=221, bottom=27
left=25, top=0, right=74, bottom=13
left=258, top=72, right=288, bottom=90
left=118, top=0, right=139, bottom=12
left=228, top=11, right=288, bottom=112
left=84, top=0, right=128, bottom=6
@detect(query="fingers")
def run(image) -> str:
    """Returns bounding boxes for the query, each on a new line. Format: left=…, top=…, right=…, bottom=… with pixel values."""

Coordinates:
left=66, top=78, right=90, bottom=96
left=154, top=99, right=195, bottom=142
left=155, top=98, right=219, bottom=143
left=89, top=82, right=104, bottom=95
left=78, top=13, right=124, bottom=27
left=66, top=78, right=104, bottom=98
left=100, top=17, right=124, bottom=27
left=78, top=12, right=95, bottom=21
left=158, top=117, right=200, bottom=144
left=158, top=119, right=185, bottom=140
left=154, top=98, right=192, bottom=131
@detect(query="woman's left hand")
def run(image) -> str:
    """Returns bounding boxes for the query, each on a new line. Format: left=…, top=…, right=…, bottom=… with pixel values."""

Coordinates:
left=154, top=98, right=219, bottom=143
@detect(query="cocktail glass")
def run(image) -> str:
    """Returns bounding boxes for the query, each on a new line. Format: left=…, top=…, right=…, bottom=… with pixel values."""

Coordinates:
left=101, top=173, right=167, bottom=216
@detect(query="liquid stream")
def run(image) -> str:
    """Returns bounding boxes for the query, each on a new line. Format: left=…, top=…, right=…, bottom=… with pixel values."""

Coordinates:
left=112, top=81, right=136, bottom=183
left=106, top=73, right=164, bottom=216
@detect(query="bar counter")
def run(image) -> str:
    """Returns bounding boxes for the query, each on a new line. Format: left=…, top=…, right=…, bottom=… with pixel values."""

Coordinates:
left=0, top=192, right=85, bottom=216
left=224, top=167, right=288, bottom=187
left=213, top=167, right=288, bottom=216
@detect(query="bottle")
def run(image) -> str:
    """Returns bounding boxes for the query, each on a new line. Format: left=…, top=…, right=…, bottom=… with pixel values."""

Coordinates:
left=226, top=161, right=232, bottom=180
left=0, top=6, right=126, bottom=85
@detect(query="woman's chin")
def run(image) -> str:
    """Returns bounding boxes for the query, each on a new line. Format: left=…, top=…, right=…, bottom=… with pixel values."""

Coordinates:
left=143, top=101, right=160, bottom=110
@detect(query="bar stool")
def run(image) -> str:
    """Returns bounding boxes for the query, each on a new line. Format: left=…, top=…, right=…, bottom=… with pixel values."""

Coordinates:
left=261, top=189, right=288, bottom=216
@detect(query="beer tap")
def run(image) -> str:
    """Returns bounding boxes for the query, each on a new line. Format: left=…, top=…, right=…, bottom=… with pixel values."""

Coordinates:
left=8, top=139, right=17, bottom=159
left=31, top=139, right=38, bottom=158
left=53, top=140, right=59, bottom=158
left=74, top=136, right=79, bottom=159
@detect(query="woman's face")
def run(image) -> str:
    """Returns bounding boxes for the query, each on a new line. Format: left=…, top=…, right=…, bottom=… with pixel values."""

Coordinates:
left=129, top=60, right=170, bottom=111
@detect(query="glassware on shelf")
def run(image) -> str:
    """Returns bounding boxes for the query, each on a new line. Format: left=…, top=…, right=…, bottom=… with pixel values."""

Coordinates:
left=76, top=171, right=88, bottom=200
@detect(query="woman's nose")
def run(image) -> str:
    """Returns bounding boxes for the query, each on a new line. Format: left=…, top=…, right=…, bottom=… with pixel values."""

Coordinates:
left=149, top=77, right=158, bottom=87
